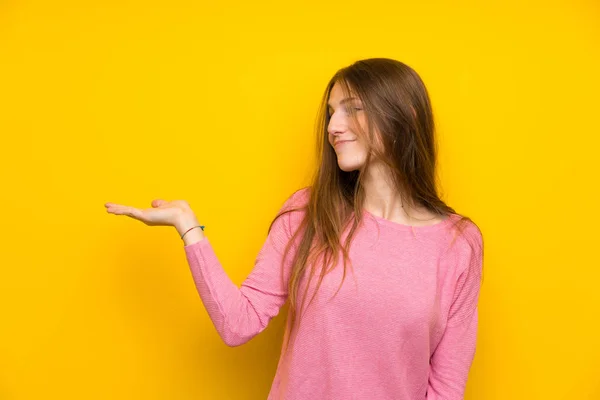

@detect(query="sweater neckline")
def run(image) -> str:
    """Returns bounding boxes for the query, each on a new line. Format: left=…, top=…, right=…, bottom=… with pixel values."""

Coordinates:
left=362, top=208, right=456, bottom=232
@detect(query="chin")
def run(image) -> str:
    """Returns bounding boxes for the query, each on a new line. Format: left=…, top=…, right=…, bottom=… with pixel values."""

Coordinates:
left=337, top=162, right=362, bottom=172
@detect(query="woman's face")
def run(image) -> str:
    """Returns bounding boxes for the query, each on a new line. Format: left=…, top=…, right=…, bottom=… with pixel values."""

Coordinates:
left=327, top=82, right=370, bottom=172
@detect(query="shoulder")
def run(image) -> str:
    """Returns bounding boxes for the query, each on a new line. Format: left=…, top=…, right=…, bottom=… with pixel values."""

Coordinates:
left=282, top=186, right=311, bottom=210
left=443, top=215, right=484, bottom=274
left=445, top=214, right=482, bottom=250
left=273, top=186, right=311, bottom=222
left=272, top=187, right=311, bottom=238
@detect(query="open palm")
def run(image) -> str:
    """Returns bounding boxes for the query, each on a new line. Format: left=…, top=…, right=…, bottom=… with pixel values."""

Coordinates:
left=104, top=199, right=194, bottom=227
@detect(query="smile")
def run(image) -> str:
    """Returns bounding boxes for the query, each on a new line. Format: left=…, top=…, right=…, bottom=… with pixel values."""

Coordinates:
left=334, top=140, right=356, bottom=148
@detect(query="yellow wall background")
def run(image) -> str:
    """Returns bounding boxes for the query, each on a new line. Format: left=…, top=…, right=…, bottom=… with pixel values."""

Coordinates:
left=1, top=0, right=598, bottom=399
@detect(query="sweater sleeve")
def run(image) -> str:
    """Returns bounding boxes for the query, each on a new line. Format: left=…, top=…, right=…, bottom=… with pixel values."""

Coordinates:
left=426, top=226, right=484, bottom=400
left=182, top=189, right=305, bottom=347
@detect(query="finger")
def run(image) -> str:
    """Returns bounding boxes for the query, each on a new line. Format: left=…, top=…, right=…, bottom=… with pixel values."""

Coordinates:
left=127, top=207, right=144, bottom=219
left=151, top=199, right=167, bottom=208
left=105, top=205, right=125, bottom=214
left=107, top=205, right=140, bottom=218
left=105, top=202, right=132, bottom=210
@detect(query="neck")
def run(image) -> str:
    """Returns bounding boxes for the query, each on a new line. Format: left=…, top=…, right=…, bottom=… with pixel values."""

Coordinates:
left=361, top=161, right=437, bottom=224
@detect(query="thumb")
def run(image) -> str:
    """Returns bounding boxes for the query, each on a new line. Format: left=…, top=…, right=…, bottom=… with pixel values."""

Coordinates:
left=151, top=199, right=168, bottom=208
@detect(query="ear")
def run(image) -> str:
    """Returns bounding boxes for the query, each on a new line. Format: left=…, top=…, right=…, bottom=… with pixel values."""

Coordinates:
left=409, top=105, right=417, bottom=119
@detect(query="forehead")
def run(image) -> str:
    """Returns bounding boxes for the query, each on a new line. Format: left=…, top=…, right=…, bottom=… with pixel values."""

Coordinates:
left=328, top=82, right=360, bottom=106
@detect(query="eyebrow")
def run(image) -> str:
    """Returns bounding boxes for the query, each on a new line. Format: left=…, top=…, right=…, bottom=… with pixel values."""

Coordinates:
left=327, top=97, right=360, bottom=108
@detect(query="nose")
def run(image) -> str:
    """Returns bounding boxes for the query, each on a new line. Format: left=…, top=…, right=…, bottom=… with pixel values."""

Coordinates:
left=327, top=113, right=347, bottom=136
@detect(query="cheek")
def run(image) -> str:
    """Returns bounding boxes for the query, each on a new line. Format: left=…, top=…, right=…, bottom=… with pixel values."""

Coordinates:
left=350, top=114, right=370, bottom=139
left=347, top=117, right=361, bottom=133
left=357, top=140, right=370, bottom=158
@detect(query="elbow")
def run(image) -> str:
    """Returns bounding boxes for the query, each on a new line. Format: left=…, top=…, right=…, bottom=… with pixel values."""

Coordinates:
left=214, top=300, right=269, bottom=347
left=223, top=339, right=245, bottom=347
left=219, top=321, right=258, bottom=347
left=221, top=333, right=252, bottom=347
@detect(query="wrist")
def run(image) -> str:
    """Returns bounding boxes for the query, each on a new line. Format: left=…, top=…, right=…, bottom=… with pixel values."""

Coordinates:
left=180, top=225, right=205, bottom=245
left=175, top=213, right=201, bottom=236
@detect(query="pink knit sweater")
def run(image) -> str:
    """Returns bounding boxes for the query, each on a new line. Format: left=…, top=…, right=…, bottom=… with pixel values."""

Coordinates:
left=183, top=187, right=483, bottom=399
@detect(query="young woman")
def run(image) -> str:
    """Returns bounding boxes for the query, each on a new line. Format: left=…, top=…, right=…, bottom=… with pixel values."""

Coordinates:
left=105, top=57, right=484, bottom=400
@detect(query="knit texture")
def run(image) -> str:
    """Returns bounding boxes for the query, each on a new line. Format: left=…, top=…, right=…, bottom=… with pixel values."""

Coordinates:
left=183, top=187, right=483, bottom=400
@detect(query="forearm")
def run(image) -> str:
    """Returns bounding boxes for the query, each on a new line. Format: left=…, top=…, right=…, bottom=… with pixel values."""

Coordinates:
left=183, top=231, right=281, bottom=347
left=177, top=213, right=272, bottom=346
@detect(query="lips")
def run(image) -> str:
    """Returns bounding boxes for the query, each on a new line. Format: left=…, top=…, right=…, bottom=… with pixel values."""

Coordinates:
left=334, top=139, right=356, bottom=147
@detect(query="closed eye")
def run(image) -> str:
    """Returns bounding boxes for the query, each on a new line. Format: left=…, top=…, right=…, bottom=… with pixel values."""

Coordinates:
left=328, top=107, right=363, bottom=117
